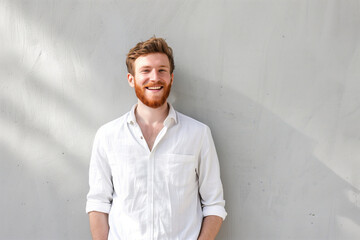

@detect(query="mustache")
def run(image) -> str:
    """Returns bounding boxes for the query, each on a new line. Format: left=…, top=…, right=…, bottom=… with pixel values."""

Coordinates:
left=143, top=81, right=166, bottom=88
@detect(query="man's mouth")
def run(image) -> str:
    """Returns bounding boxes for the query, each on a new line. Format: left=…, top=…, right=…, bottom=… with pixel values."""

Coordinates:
left=145, top=86, right=163, bottom=90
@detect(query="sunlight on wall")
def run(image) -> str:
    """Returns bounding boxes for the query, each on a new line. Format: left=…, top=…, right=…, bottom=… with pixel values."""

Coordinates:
left=337, top=215, right=360, bottom=239
left=220, top=0, right=360, bottom=191
left=0, top=1, right=95, bottom=196
left=1, top=0, right=360, bottom=239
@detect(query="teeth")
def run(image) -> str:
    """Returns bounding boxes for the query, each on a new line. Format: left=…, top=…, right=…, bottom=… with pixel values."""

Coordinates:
left=147, top=86, right=162, bottom=90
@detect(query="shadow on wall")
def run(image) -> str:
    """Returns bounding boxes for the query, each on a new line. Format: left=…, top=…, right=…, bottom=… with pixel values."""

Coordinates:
left=0, top=3, right=98, bottom=238
left=1, top=0, right=360, bottom=239
left=0, top=65, right=93, bottom=239
left=172, top=70, right=360, bottom=239
left=0, top=143, right=87, bottom=239
left=4, top=60, right=360, bottom=239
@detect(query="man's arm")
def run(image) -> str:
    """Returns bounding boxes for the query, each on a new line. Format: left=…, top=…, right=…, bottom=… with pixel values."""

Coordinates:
left=198, top=215, right=223, bottom=240
left=86, top=128, right=113, bottom=239
left=197, top=126, right=227, bottom=239
left=89, top=211, right=109, bottom=240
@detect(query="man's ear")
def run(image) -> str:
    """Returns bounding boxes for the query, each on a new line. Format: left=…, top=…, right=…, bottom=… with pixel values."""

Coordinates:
left=127, top=73, right=135, bottom=88
left=170, top=73, right=174, bottom=86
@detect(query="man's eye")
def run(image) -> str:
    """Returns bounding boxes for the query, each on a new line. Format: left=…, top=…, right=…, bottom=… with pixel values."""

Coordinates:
left=141, top=70, right=150, bottom=73
left=159, top=69, right=167, bottom=72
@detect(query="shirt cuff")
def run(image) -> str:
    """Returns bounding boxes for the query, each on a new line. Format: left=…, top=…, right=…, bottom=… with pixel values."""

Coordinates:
left=203, top=205, right=227, bottom=220
left=86, top=200, right=111, bottom=214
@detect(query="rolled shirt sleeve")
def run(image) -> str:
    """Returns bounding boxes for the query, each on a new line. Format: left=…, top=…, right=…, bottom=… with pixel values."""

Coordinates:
left=86, top=127, right=113, bottom=214
left=198, top=126, right=227, bottom=220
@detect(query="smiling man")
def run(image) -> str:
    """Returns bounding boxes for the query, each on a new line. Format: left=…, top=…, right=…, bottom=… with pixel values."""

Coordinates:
left=86, top=37, right=227, bottom=240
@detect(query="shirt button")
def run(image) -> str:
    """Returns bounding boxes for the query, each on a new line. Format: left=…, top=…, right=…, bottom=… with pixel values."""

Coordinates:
left=130, top=121, right=134, bottom=125
left=140, top=136, right=143, bottom=139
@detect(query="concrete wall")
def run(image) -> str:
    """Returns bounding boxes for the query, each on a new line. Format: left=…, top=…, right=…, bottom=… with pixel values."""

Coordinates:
left=1, top=0, right=360, bottom=239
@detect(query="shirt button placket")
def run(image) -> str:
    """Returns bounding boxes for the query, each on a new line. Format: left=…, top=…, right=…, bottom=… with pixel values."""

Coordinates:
left=147, top=152, right=154, bottom=240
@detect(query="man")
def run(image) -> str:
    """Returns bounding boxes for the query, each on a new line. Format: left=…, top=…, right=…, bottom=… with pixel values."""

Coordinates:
left=86, top=37, right=227, bottom=240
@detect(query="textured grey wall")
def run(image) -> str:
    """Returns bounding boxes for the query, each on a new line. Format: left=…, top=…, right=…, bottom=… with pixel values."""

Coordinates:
left=1, top=0, right=360, bottom=239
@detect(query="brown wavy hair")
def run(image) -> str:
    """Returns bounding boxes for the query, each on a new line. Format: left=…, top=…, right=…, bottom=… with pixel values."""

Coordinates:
left=126, top=37, right=175, bottom=76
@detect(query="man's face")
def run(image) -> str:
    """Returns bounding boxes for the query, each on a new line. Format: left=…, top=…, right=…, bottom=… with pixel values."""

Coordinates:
left=128, top=53, right=173, bottom=108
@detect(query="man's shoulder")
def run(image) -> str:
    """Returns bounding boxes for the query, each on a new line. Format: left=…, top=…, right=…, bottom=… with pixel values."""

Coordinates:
left=176, top=110, right=209, bottom=132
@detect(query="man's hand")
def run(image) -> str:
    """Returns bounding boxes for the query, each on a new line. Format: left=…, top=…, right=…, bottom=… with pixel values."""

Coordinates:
left=89, top=211, right=109, bottom=240
left=198, top=215, right=223, bottom=240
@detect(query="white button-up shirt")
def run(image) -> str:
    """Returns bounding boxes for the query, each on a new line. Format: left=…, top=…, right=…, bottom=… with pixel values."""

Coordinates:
left=86, top=104, right=227, bottom=240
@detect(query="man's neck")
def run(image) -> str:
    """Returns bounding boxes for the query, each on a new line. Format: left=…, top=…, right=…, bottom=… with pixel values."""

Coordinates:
left=135, top=100, right=169, bottom=126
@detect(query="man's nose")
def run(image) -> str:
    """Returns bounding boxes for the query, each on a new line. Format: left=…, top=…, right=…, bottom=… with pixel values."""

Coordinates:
left=150, top=69, right=159, bottom=81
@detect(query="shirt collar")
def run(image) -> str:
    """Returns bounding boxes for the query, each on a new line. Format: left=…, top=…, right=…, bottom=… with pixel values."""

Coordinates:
left=127, top=103, right=178, bottom=127
left=164, top=103, right=178, bottom=127
left=127, top=104, right=138, bottom=125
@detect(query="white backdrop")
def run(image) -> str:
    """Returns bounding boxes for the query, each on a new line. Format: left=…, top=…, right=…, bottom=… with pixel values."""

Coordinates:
left=1, top=0, right=360, bottom=239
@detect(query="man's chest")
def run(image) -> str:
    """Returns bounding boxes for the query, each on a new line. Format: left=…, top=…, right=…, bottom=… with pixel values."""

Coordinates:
left=138, top=123, right=164, bottom=151
left=106, top=124, right=204, bottom=190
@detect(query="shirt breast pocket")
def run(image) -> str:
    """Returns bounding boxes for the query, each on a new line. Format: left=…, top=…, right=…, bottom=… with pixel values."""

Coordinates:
left=165, top=154, right=197, bottom=187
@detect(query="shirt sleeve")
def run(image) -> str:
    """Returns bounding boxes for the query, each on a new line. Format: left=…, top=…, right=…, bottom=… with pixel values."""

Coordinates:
left=86, top=127, right=113, bottom=214
left=198, top=125, right=227, bottom=220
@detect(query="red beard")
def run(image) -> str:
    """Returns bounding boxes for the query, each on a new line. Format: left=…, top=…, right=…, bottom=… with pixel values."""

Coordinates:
left=134, top=79, right=172, bottom=108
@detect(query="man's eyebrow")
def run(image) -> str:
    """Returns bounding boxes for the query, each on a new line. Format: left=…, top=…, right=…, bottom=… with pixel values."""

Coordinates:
left=139, top=65, right=169, bottom=69
left=139, top=66, right=151, bottom=69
